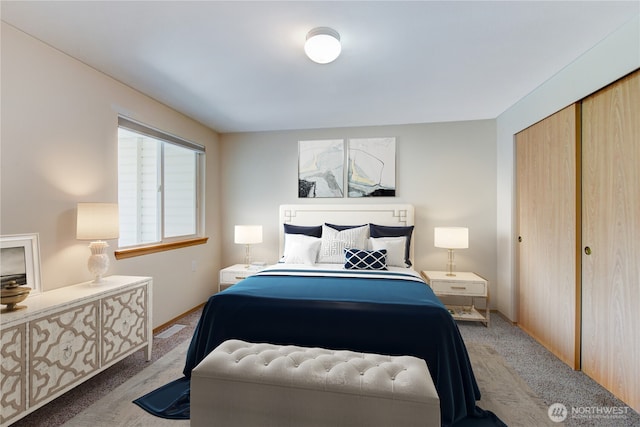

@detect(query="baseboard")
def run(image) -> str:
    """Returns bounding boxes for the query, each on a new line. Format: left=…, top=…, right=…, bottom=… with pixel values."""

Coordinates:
left=153, top=302, right=205, bottom=334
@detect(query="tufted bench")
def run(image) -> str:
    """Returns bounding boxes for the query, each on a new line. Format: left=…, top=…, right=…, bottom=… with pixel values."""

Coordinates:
left=191, top=339, right=440, bottom=427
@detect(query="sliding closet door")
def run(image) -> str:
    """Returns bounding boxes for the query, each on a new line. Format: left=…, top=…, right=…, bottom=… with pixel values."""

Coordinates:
left=516, top=103, right=580, bottom=369
left=582, top=70, right=639, bottom=413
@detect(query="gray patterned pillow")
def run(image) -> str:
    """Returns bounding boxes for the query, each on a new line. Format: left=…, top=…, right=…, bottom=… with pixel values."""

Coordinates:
left=318, top=224, right=369, bottom=263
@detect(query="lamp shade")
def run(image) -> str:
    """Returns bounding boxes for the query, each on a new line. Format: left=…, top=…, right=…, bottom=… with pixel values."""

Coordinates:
left=304, top=27, right=341, bottom=64
left=434, top=227, right=468, bottom=249
left=234, top=225, right=263, bottom=245
left=77, top=203, right=120, bottom=240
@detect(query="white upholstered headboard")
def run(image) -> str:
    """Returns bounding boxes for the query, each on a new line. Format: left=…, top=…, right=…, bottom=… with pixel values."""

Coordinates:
left=279, top=204, right=415, bottom=261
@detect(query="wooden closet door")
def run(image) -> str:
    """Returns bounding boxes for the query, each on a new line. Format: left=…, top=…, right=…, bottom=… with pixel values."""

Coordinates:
left=516, top=103, right=580, bottom=369
left=582, top=70, right=639, bottom=413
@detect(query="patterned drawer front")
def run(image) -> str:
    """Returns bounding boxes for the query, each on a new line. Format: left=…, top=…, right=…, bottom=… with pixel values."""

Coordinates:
left=29, top=302, right=99, bottom=406
left=1, top=324, right=27, bottom=425
left=101, top=285, right=148, bottom=365
left=431, top=280, right=486, bottom=296
left=220, top=270, right=250, bottom=284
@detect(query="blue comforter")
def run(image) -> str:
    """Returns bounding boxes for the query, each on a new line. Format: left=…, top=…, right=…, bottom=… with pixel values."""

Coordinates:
left=135, top=268, right=503, bottom=427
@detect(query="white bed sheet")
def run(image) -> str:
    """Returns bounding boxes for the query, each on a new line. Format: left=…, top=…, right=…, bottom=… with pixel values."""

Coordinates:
left=270, top=263, right=423, bottom=279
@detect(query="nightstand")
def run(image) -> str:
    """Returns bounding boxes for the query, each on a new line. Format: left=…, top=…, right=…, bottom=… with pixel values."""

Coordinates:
left=219, top=264, right=265, bottom=292
left=421, top=271, right=489, bottom=326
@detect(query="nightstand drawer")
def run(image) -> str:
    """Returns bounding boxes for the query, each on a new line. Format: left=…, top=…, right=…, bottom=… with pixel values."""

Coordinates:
left=430, top=280, right=486, bottom=296
left=422, top=271, right=489, bottom=326
left=219, top=264, right=267, bottom=293
left=220, top=270, right=251, bottom=284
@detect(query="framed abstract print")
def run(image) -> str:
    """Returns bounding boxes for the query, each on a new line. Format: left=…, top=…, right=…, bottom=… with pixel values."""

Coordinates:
left=348, top=137, right=396, bottom=197
left=298, top=139, right=344, bottom=198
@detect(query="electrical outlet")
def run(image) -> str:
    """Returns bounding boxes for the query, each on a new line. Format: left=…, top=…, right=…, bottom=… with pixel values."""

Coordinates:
left=191, top=260, right=197, bottom=272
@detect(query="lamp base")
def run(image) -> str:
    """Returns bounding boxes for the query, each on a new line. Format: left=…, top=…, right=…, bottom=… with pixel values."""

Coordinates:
left=445, top=249, right=457, bottom=277
left=243, top=244, right=252, bottom=267
left=88, top=241, right=110, bottom=283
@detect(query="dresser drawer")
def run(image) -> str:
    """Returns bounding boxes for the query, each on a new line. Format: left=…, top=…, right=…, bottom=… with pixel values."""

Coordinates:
left=101, top=285, right=148, bottom=365
left=29, top=301, right=100, bottom=406
left=431, top=280, right=486, bottom=296
left=1, top=324, right=27, bottom=425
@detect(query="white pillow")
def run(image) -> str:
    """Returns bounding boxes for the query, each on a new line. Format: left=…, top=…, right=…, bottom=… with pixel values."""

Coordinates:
left=318, top=224, right=369, bottom=264
left=369, top=236, right=408, bottom=267
left=281, top=234, right=321, bottom=265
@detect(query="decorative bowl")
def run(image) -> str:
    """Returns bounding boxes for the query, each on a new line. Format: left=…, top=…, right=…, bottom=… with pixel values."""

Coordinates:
left=0, top=286, right=31, bottom=312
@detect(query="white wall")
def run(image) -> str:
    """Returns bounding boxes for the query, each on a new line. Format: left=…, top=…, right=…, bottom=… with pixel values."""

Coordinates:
left=1, top=23, right=222, bottom=327
left=496, top=15, right=640, bottom=321
left=10, top=13, right=632, bottom=323
left=220, top=120, right=498, bottom=301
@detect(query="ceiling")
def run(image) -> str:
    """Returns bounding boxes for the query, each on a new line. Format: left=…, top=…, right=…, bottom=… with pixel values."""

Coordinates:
left=2, top=1, right=638, bottom=133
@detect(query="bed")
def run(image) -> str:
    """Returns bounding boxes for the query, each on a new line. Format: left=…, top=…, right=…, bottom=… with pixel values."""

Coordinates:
left=134, top=204, right=504, bottom=427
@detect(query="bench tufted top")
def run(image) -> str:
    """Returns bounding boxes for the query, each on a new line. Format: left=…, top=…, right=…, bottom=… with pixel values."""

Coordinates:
left=193, top=339, right=438, bottom=403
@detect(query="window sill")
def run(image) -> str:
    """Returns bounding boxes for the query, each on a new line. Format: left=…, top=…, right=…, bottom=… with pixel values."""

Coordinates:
left=114, top=237, right=208, bottom=260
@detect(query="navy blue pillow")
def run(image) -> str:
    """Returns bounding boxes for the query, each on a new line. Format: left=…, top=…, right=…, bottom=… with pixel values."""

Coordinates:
left=325, top=223, right=367, bottom=231
left=283, top=224, right=322, bottom=238
left=344, top=248, right=387, bottom=270
left=369, top=224, right=414, bottom=267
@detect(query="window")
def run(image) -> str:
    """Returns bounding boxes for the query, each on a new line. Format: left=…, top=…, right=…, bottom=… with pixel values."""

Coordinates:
left=117, top=117, right=205, bottom=252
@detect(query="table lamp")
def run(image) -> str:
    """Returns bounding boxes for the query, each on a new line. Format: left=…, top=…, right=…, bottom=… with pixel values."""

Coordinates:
left=434, top=227, right=468, bottom=276
left=234, top=225, right=263, bottom=267
left=77, top=203, right=119, bottom=283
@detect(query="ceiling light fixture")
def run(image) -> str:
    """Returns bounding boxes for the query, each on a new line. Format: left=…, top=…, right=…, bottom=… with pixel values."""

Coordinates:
left=304, top=27, right=341, bottom=64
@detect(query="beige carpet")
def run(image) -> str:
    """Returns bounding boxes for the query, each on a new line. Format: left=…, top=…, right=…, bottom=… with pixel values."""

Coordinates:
left=63, top=342, right=552, bottom=426
left=62, top=340, right=190, bottom=427
left=467, top=344, right=557, bottom=426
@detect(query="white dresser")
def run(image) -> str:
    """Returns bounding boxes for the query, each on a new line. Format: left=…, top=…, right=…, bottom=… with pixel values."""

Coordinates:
left=0, top=275, right=152, bottom=426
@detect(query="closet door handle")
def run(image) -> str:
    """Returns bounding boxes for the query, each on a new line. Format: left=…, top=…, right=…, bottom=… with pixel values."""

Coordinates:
left=584, top=246, right=592, bottom=255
